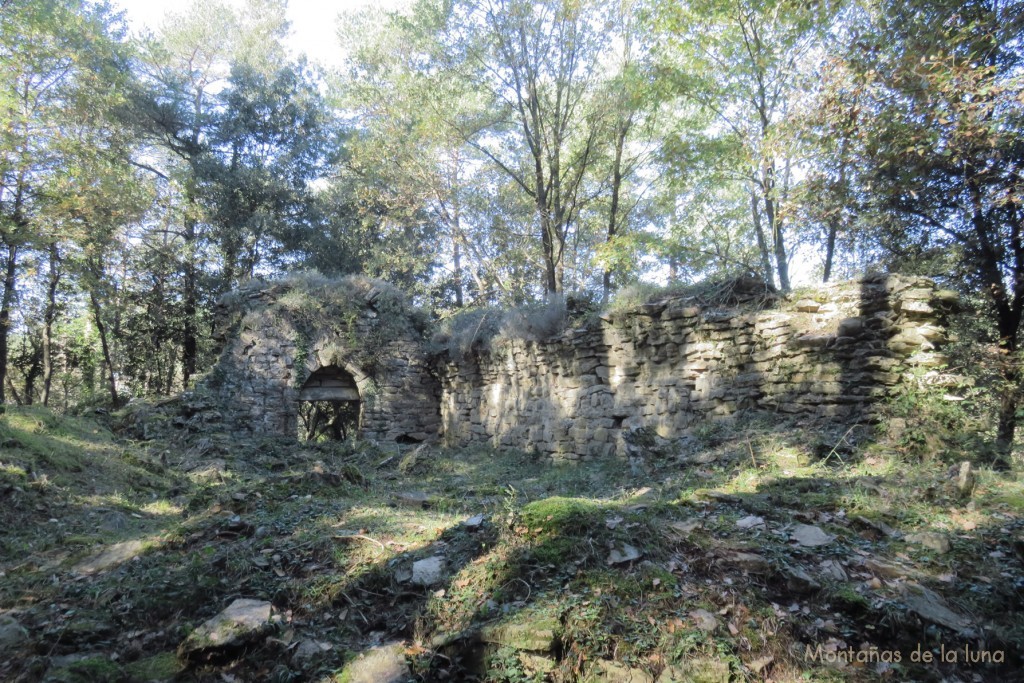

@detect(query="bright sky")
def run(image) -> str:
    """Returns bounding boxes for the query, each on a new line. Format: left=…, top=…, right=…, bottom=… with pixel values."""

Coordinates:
left=110, top=0, right=409, bottom=69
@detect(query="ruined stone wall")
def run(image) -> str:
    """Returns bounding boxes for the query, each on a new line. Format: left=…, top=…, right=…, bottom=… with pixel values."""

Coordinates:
left=438, top=275, right=955, bottom=462
left=203, top=280, right=442, bottom=443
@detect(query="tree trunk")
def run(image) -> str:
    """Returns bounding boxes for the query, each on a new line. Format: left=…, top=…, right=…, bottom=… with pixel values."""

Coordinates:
left=41, top=244, right=62, bottom=406
left=0, top=243, right=18, bottom=405
left=603, top=119, right=628, bottom=304
left=182, top=212, right=199, bottom=388
left=762, top=162, right=790, bottom=292
left=453, top=233, right=463, bottom=308
left=749, top=189, right=773, bottom=284
left=823, top=217, right=838, bottom=283
left=88, top=287, right=119, bottom=406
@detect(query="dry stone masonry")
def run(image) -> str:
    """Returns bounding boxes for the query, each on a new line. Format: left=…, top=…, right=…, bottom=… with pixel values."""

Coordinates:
left=205, top=273, right=956, bottom=461
left=439, top=274, right=955, bottom=461
left=203, top=276, right=441, bottom=443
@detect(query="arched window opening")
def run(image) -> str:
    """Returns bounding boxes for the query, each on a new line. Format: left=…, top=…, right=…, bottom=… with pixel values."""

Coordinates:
left=298, top=366, right=360, bottom=441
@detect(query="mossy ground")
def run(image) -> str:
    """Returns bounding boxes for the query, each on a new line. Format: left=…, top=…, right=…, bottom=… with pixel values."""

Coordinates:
left=1, top=405, right=1022, bottom=682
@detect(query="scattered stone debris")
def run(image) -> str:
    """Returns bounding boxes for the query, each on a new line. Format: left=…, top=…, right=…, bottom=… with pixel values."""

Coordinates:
left=956, top=461, right=975, bottom=499
left=607, top=543, right=642, bottom=565
left=782, top=565, right=822, bottom=593
left=724, top=551, right=770, bottom=574
left=669, top=519, right=701, bottom=535
left=901, top=584, right=973, bottom=633
left=464, top=514, right=485, bottom=530
left=0, top=614, right=28, bottom=653
left=177, top=599, right=273, bottom=659
left=72, top=539, right=148, bottom=576
left=905, top=531, right=951, bottom=554
left=736, top=515, right=766, bottom=530
left=411, top=556, right=445, bottom=586
left=396, top=491, right=430, bottom=509
left=689, top=609, right=719, bottom=633
left=339, top=643, right=410, bottom=683
left=292, top=639, right=332, bottom=668
left=790, top=524, right=833, bottom=547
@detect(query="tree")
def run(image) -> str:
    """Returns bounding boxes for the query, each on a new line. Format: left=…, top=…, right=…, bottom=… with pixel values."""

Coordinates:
left=440, top=0, right=611, bottom=296
left=826, top=0, right=1024, bottom=461
left=131, top=0, right=335, bottom=387
left=655, top=0, right=839, bottom=291
left=1, top=0, right=135, bottom=405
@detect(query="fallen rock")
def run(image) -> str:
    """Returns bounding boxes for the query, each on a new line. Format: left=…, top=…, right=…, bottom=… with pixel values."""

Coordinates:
left=905, top=531, right=950, bottom=555
left=901, top=584, right=972, bottom=632
left=862, top=557, right=905, bottom=579
left=608, top=543, right=642, bottom=566
left=853, top=515, right=900, bottom=539
left=657, top=658, right=730, bottom=682
left=668, top=519, right=701, bottom=535
left=723, top=551, right=770, bottom=574
left=395, top=491, right=430, bottom=509
left=480, top=616, right=560, bottom=652
left=819, top=559, right=848, bottom=581
left=956, top=461, right=975, bottom=499
left=782, top=566, right=821, bottom=593
left=464, top=514, right=485, bottom=530
left=340, top=643, right=410, bottom=683
left=736, top=515, right=766, bottom=530
left=72, top=539, right=148, bottom=575
left=178, top=598, right=273, bottom=659
left=790, top=524, right=833, bottom=547
left=689, top=609, right=719, bottom=633
left=0, top=614, right=28, bottom=653
left=411, top=556, right=445, bottom=586
left=292, top=639, right=332, bottom=668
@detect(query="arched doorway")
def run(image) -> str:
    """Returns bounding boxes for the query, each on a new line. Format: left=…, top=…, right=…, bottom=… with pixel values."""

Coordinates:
left=297, top=366, right=361, bottom=441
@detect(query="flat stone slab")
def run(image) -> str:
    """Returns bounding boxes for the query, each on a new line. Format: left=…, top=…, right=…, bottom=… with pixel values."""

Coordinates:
left=178, top=599, right=273, bottom=658
left=72, top=539, right=148, bottom=575
left=340, top=643, right=410, bottom=683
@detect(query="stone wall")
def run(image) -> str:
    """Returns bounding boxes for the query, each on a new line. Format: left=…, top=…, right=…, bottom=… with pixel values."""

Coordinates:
left=203, top=278, right=441, bottom=443
left=203, top=274, right=955, bottom=454
left=438, top=274, right=956, bottom=461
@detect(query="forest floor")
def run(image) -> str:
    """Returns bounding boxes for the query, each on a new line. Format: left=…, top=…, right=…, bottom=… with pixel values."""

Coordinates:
left=0, top=404, right=1023, bottom=682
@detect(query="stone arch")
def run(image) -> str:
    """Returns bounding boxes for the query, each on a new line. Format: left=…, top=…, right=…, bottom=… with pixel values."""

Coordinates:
left=296, top=363, right=369, bottom=441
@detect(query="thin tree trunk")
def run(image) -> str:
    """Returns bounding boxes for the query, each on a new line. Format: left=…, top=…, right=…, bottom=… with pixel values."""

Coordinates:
left=88, top=287, right=119, bottom=406
left=603, top=118, right=628, bottom=304
left=749, top=189, right=773, bottom=284
left=0, top=242, right=18, bottom=405
left=41, top=244, right=62, bottom=406
left=823, top=141, right=849, bottom=283
left=5, top=377, right=22, bottom=405
left=452, top=228, right=464, bottom=308
left=182, top=212, right=198, bottom=388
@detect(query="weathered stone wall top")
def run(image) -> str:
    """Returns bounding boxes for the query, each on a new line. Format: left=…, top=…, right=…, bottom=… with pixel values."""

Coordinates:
left=437, top=274, right=957, bottom=461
